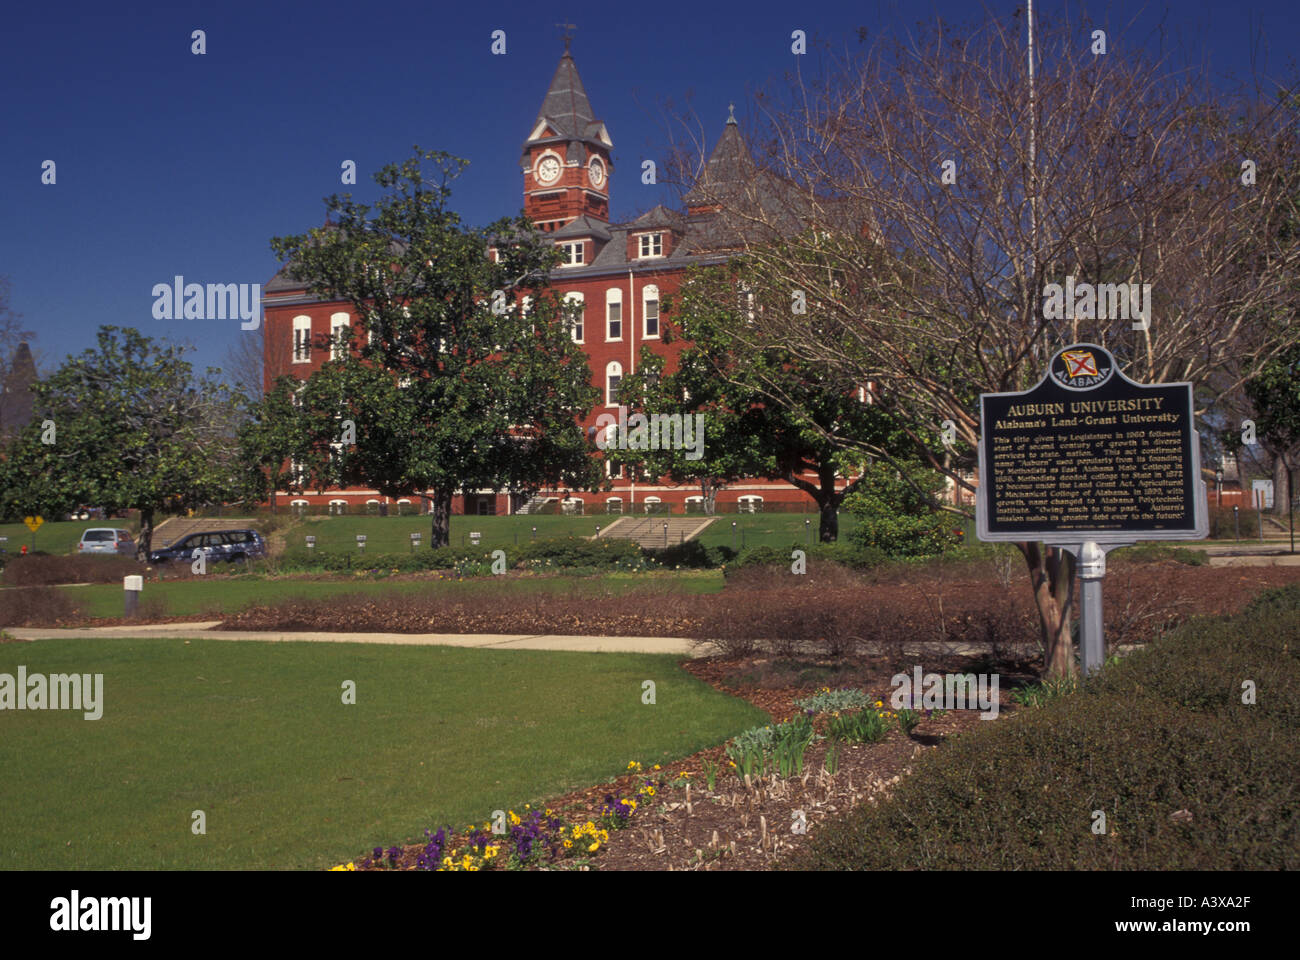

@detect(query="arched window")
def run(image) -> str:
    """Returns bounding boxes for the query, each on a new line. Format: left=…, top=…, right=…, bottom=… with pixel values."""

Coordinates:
left=642, top=284, right=660, bottom=338
left=329, top=312, right=350, bottom=361
left=564, top=292, right=584, bottom=342
left=328, top=499, right=348, bottom=516
left=738, top=495, right=764, bottom=514
left=606, top=497, right=623, bottom=514
left=605, top=361, right=622, bottom=406
left=292, top=315, right=312, bottom=363
left=606, top=288, right=623, bottom=341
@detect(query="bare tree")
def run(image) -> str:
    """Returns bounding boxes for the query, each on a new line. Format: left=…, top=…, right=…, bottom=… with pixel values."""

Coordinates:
left=224, top=324, right=288, bottom=407
left=0, top=277, right=38, bottom=444
left=665, top=12, right=1300, bottom=676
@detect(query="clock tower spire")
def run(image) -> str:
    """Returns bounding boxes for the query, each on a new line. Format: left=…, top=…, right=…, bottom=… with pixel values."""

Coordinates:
left=521, top=39, right=612, bottom=231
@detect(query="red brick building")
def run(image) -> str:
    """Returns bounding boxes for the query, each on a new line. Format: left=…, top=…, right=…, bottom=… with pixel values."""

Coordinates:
left=262, top=42, right=856, bottom=516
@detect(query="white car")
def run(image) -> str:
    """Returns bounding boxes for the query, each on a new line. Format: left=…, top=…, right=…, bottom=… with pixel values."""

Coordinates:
left=77, top=528, right=136, bottom=556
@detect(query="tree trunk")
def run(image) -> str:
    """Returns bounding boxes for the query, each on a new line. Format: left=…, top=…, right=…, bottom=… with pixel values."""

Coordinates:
left=1020, top=541, right=1077, bottom=679
left=1274, top=454, right=1290, bottom=518
left=430, top=487, right=453, bottom=548
left=702, top=480, right=719, bottom=515
left=818, top=496, right=839, bottom=542
left=816, top=466, right=839, bottom=542
left=136, top=506, right=155, bottom=562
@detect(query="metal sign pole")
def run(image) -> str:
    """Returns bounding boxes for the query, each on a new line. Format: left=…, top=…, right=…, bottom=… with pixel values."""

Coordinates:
left=1047, top=540, right=1132, bottom=676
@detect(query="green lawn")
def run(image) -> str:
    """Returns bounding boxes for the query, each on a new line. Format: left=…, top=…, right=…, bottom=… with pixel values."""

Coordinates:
left=58, top=570, right=722, bottom=619
left=0, top=638, right=767, bottom=869
left=0, top=520, right=94, bottom=557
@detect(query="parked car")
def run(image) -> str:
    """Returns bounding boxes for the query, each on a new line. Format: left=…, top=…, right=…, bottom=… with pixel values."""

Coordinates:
left=77, top=528, right=136, bottom=556
left=148, top=529, right=266, bottom=565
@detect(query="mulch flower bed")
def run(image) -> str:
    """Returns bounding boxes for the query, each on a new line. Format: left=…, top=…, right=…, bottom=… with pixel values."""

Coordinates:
left=343, top=652, right=1024, bottom=871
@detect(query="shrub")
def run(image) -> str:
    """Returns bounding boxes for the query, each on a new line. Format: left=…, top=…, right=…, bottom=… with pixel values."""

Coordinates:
left=1, top=554, right=142, bottom=587
left=784, top=594, right=1300, bottom=870
left=0, top=586, right=80, bottom=627
left=843, top=460, right=963, bottom=560
left=642, top=540, right=734, bottom=569
left=803, top=542, right=887, bottom=569
left=733, top=545, right=786, bottom=568
left=514, top=537, right=647, bottom=570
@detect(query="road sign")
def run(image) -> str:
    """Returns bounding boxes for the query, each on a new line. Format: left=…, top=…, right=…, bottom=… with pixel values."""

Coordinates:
left=23, top=515, right=43, bottom=533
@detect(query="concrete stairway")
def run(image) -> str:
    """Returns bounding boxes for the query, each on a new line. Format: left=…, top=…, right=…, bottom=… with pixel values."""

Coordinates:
left=595, top=516, right=714, bottom=549
left=514, top=496, right=556, bottom=515
left=152, top=517, right=258, bottom=548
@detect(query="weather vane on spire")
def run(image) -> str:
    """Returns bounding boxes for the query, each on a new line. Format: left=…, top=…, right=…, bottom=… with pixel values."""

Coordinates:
left=555, top=23, right=577, bottom=53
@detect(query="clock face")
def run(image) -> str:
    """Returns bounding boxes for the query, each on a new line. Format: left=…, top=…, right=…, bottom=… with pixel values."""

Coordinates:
left=588, top=156, right=605, bottom=187
left=536, top=155, right=561, bottom=184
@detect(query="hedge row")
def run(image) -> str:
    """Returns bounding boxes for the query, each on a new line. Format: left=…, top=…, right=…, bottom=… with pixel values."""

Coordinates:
left=782, top=584, right=1300, bottom=870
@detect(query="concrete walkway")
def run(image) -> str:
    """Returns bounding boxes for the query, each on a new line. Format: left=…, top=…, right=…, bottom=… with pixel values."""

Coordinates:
left=7, top=622, right=703, bottom=656
left=7, top=622, right=1044, bottom=658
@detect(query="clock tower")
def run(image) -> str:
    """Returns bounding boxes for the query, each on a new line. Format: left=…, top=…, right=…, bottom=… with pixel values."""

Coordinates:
left=521, top=38, right=612, bottom=231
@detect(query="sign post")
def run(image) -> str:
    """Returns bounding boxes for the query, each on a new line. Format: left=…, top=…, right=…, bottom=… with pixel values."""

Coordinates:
left=977, top=344, right=1207, bottom=675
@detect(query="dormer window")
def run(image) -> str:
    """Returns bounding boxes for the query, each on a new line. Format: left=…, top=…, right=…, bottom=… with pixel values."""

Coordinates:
left=561, top=242, right=585, bottom=266
left=639, top=234, right=663, bottom=258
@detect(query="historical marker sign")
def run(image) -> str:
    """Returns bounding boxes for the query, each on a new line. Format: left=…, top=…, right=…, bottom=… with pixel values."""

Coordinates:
left=977, top=343, right=1208, bottom=544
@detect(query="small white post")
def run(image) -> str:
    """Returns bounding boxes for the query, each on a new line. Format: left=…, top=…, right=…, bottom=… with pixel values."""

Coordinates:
left=124, top=575, right=143, bottom=618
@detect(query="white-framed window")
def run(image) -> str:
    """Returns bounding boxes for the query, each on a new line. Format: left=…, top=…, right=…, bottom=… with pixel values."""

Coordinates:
left=605, top=361, right=622, bottom=406
left=739, top=282, right=755, bottom=323
left=366, top=498, right=381, bottom=514
left=606, top=288, right=622, bottom=340
left=292, top=315, right=312, bottom=363
left=642, top=285, right=660, bottom=338
left=564, top=292, right=584, bottom=342
left=685, top=495, right=704, bottom=513
left=561, top=497, right=584, bottom=515
left=643, top=496, right=662, bottom=514
left=639, top=233, right=663, bottom=258
left=290, top=498, right=309, bottom=516
left=606, top=497, right=623, bottom=514
left=605, top=457, right=624, bottom=479
left=328, top=499, right=348, bottom=515
left=560, top=242, right=585, bottom=266
left=289, top=458, right=306, bottom=485
left=330, top=312, right=350, bottom=361
left=738, top=495, right=764, bottom=513
left=521, top=295, right=533, bottom=334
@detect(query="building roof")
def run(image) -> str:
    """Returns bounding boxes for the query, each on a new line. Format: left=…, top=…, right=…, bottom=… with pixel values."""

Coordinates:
left=551, top=215, right=612, bottom=242
left=683, top=107, right=755, bottom=208
left=628, top=205, right=687, bottom=233
left=522, top=46, right=611, bottom=165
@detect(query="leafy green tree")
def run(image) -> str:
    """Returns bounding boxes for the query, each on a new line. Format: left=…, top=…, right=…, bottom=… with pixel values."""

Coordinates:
left=0, top=326, right=240, bottom=557
left=844, top=460, right=961, bottom=558
left=236, top=375, right=306, bottom=513
left=267, top=149, right=599, bottom=547
left=613, top=260, right=929, bottom=541
left=1242, top=343, right=1300, bottom=522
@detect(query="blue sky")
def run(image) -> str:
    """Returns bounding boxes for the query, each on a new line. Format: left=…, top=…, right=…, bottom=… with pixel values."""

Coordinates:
left=4, top=0, right=1298, bottom=377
